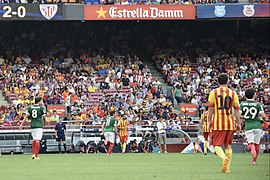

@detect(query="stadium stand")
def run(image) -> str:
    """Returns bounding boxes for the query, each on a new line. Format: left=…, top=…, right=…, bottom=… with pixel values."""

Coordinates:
left=0, top=21, right=269, bottom=153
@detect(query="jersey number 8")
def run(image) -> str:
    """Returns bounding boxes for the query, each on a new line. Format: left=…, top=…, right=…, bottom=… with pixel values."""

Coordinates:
left=32, top=109, right=38, bottom=118
left=106, top=119, right=111, bottom=127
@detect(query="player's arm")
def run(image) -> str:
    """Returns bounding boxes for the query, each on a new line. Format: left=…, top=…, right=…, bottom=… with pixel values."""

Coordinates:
left=55, top=125, right=58, bottom=138
left=114, top=120, right=118, bottom=133
left=233, top=93, right=241, bottom=131
left=19, top=113, right=28, bottom=130
left=101, top=121, right=105, bottom=135
left=117, top=120, right=123, bottom=130
left=259, top=104, right=267, bottom=121
left=20, top=107, right=30, bottom=130
left=207, top=90, right=215, bottom=129
left=200, top=113, right=204, bottom=125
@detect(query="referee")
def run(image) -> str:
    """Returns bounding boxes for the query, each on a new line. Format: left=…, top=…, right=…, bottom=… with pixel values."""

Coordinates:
left=55, top=117, right=67, bottom=153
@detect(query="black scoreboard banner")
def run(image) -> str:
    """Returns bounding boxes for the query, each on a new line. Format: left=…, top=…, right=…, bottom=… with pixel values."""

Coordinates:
left=0, top=4, right=64, bottom=20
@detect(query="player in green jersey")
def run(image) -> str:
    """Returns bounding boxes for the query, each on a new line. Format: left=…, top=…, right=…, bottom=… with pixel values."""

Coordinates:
left=101, top=110, right=118, bottom=156
left=240, top=88, right=266, bottom=165
left=20, top=97, right=45, bottom=160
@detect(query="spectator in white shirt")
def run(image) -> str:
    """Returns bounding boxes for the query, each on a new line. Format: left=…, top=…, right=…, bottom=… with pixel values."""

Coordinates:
left=253, top=74, right=262, bottom=85
left=157, top=116, right=167, bottom=153
left=121, top=0, right=130, bottom=4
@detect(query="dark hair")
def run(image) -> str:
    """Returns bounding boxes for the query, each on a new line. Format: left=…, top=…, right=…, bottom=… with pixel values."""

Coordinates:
left=35, top=97, right=42, bottom=104
left=218, top=73, right=228, bottom=85
left=245, top=88, right=255, bottom=99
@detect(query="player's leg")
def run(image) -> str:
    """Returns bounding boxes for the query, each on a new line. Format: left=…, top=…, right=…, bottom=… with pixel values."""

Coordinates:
left=31, top=129, right=36, bottom=159
left=62, top=135, right=67, bottom=153
left=253, top=129, right=263, bottom=164
left=104, top=132, right=109, bottom=146
left=246, top=130, right=257, bottom=161
left=224, top=130, right=234, bottom=173
left=204, top=132, right=209, bottom=155
left=212, top=131, right=229, bottom=173
left=58, top=138, right=62, bottom=153
left=107, top=132, right=115, bottom=156
left=34, top=128, right=43, bottom=159
left=63, top=142, right=67, bottom=153
left=121, top=136, right=127, bottom=153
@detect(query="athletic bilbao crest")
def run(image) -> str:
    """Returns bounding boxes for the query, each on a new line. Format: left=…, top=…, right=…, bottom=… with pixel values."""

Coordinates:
left=243, top=5, right=255, bottom=17
left=214, top=6, right=226, bottom=17
left=40, top=4, right=58, bottom=20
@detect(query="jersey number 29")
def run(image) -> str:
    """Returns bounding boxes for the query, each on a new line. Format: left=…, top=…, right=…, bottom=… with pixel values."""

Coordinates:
left=243, top=107, right=257, bottom=119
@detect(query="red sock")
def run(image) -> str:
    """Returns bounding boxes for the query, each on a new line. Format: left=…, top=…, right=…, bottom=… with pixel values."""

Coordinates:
left=108, top=142, right=114, bottom=155
left=35, top=141, right=40, bottom=157
left=254, top=144, right=260, bottom=161
left=32, top=140, right=36, bottom=155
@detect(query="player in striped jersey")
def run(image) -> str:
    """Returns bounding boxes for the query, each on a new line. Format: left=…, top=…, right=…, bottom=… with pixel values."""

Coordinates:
left=207, top=74, right=241, bottom=173
left=118, top=116, right=129, bottom=153
left=240, top=88, right=266, bottom=165
left=200, top=107, right=212, bottom=155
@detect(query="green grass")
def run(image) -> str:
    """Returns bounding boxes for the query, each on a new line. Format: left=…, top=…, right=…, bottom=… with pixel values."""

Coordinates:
left=0, top=153, right=269, bottom=180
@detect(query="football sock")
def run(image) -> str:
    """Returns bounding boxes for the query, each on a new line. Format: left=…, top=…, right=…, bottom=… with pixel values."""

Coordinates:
left=254, top=144, right=259, bottom=161
left=214, top=146, right=227, bottom=160
left=64, top=144, right=67, bottom=152
left=58, top=144, right=61, bottom=152
left=248, top=144, right=256, bottom=159
left=225, top=149, right=233, bottom=171
left=32, top=140, right=36, bottom=155
left=204, top=141, right=208, bottom=154
left=35, top=141, right=40, bottom=157
left=122, top=142, right=126, bottom=153
left=108, top=143, right=114, bottom=154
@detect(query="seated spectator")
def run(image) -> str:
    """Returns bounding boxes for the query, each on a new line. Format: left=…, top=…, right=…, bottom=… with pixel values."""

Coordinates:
left=193, top=140, right=203, bottom=153
left=263, top=144, right=270, bottom=153
left=142, top=139, right=150, bottom=153
left=79, top=140, right=87, bottom=153
left=151, top=141, right=160, bottom=153
left=51, top=110, right=59, bottom=123
left=86, top=142, right=96, bottom=153
left=182, top=135, right=191, bottom=143
left=130, top=140, right=139, bottom=153
left=3, top=113, right=12, bottom=126
left=97, top=142, right=108, bottom=153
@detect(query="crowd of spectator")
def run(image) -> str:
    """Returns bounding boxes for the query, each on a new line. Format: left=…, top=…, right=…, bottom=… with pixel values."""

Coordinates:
left=146, top=22, right=270, bottom=141
left=0, top=22, right=189, bottom=132
left=0, top=21, right=269, bottom=143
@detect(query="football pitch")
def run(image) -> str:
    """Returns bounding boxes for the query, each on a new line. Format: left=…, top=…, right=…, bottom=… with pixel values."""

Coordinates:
left=0, top=153, right=269, bottom=180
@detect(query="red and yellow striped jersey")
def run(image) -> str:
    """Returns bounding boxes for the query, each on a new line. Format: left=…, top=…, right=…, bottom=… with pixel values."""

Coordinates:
left=201, top=111, right=211, bottom=133
left=118, top=118, right=128, bottom=137
left=208, top=87, right=240, bottom=131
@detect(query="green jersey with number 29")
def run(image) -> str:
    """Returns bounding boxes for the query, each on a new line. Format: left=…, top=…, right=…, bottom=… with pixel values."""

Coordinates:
left=28, top=104, right=45, bottom=129
left=104, top=116, right=117, bottom=133
left=240, top=99, right=264, bottom=131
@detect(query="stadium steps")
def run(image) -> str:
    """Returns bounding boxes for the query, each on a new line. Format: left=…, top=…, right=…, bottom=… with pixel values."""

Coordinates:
left=0, top=91, right=9, bottom=106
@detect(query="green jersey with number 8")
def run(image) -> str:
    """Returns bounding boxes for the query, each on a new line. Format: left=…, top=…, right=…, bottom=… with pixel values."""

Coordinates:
left=240, top=99, right=264, bottom=131
left=28, top=105, right=45, bottom=129
left=104, top=116, right=117, bottom=133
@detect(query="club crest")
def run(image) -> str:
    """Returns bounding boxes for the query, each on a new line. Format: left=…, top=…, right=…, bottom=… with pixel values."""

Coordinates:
left=243, top=5, right=255, bottom=17
left=214, top=6, right=226, bottom=18
left=40, top=4, right=58, bottom=20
